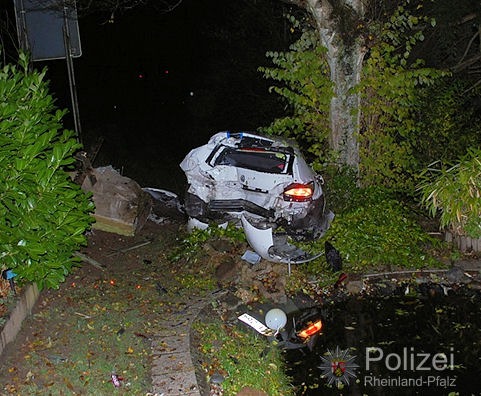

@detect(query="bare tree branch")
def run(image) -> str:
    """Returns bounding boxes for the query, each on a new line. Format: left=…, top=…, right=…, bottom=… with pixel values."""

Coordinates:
left=452, top=53, right=481, bottom=73
left=457, top=30, right=480, bottom=66
left=24, top=0, right=183, bottom=19
left=463, top=77, right=481, bottom=94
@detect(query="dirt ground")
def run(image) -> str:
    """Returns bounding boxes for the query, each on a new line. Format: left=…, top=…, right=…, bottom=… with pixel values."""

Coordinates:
left=0, top=219, right=189, bottom=394
left=0, top=214, right=300, bottom=394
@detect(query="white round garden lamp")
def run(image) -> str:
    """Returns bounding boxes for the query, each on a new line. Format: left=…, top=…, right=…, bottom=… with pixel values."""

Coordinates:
left=265, top=308, right=287, bottom=333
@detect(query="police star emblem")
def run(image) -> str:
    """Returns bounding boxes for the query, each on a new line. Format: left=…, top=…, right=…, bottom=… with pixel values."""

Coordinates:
left=319, top=346, right=359, bottom=388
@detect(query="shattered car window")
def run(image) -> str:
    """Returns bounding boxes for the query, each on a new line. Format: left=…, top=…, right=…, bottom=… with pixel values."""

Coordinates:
left=211, top=146, right=291, bottom=175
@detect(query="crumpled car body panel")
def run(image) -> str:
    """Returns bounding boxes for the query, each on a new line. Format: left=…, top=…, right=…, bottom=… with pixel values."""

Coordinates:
left=241, top=215, right=326, bottom=264
left=180, top=131, right=333, bottom=262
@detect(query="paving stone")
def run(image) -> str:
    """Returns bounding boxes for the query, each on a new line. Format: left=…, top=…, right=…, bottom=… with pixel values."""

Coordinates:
left=154, top=328, right=182, bottom=337
left=149, top=294, right=212, bottom=395
left=152, top=335, right=190, bottom=354
left=152, top=351, right=193, bottom=375
left=151, top=369, right=200, bottom=395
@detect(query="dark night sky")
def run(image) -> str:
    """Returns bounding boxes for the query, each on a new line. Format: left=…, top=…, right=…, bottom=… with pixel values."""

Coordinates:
left=29, top=0, right=294, bottom=192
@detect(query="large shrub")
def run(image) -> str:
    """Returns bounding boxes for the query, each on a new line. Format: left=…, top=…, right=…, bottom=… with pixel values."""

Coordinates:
left=357, top=3, right=446, bottom=192
left=318, top=168, right=441, bottom=270
left=418, top=148, right=481, bottom=238
left=325, top=186, right=440, bottom=269
left=0, top=54, right=94, bottom=289
left=414, top=79, right=481, bottom=169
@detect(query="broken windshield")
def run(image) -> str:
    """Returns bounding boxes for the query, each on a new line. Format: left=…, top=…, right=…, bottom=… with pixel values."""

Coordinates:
left=211, top=146, right=291, bottom=174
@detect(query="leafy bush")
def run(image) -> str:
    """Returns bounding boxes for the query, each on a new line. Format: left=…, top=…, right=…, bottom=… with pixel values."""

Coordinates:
left=325, top=187, right=441, bottom=270
left=307, top=169, right=441, bottom=271
left=0, top=54, right=94, bottom=289
left=414, top=79, right=481, bottom=169
left=357, top=3, right=447, bottom=191
left=418, top=148, right=481, bottom=238
left=258, top=19, right=333, bottom=170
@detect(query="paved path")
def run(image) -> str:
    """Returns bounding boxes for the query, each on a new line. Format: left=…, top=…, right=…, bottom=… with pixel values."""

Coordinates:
left=149, top=290, right=227, bottom=396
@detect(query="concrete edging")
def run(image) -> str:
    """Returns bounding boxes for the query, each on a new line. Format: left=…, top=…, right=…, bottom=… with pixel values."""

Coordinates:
left=0, top=283, right=40, bottom=358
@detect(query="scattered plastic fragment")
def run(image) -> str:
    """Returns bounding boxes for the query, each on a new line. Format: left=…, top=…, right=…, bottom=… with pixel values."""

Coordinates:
left=2, top=269, right=17, bottom=295
left=241, top=250, right=261, bottom=265
left=111, top=373, right=123, bottom=387
left=325, top=241, right=342, bottom=272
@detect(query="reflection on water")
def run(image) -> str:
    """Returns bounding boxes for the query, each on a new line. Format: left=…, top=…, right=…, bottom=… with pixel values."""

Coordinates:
left=285, top=283, right=481, bottom=395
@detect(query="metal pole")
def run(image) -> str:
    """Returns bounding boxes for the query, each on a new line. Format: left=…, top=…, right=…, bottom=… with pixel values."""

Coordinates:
left=14, top=0, right=29, bottom=53
left=62, top=2, right=82, bottom=143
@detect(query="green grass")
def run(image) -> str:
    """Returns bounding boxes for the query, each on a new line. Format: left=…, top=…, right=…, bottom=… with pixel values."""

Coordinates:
left=0, top=256, right=200, bottom=396
left=2, top=275, right=157, bottom=394
left=193, top=319, right=294, bottom=396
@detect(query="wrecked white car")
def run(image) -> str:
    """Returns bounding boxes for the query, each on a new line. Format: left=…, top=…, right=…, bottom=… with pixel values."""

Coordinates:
left=180, top=132, right=333, bottom=263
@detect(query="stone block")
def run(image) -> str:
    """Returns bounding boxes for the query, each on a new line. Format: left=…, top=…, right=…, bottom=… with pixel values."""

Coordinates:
left=81, top=166, right=151, bottom=236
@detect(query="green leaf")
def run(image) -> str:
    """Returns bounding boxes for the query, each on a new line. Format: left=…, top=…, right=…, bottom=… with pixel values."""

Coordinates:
left=0, top=53, right=93, bottom=289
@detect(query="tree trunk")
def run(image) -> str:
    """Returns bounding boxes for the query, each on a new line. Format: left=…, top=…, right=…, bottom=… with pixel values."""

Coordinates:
left=305, top=0, right=366, bottom=170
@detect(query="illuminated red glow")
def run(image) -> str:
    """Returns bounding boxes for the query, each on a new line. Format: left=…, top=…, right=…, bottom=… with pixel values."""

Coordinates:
left=283, top=182, right=314, bottom=202
left=298, top=320, right=323, bottom=339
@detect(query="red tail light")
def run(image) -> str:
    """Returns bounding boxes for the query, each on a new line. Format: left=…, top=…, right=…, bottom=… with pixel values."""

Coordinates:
left=297, top=319, right=323, bottom=339
left=283, top=182, right=314, bottom=202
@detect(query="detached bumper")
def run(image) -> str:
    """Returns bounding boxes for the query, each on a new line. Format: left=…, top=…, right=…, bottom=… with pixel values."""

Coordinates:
left=241, top=215, right=325, bottom=264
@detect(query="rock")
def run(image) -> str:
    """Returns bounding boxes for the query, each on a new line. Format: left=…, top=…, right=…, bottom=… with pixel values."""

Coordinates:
left=215, top=257, right=240, bottom=283
left=346, top=280, right=364, bottom=295
left=81, top=166, right=151, bottom=236
left=209, top=372, right=225, bottom=384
